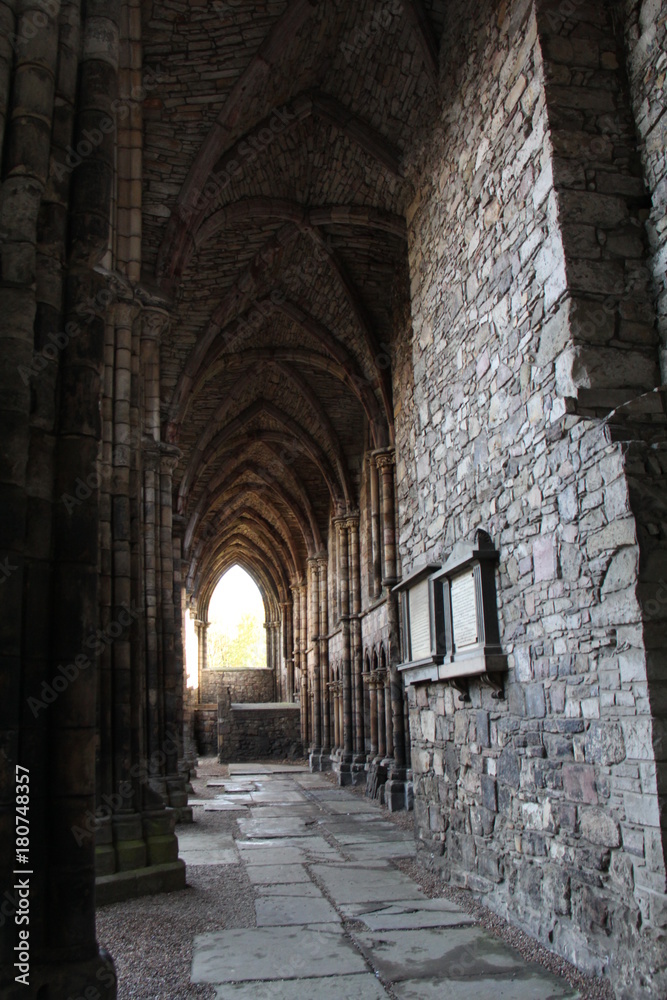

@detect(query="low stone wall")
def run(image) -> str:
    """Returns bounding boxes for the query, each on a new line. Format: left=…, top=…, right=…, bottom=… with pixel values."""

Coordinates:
left=219, top=700, right=302, bottom=761
left=194, top=703, right=218, bottom=756
left=200, top=667, right=275, bottom=705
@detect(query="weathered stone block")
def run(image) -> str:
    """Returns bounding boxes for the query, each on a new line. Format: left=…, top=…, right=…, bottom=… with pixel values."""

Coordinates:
left=579, top=807, right=621, bottom=847
left=584, top=721, right=626, bottom=765
left=563, top=765, right=598, bottom=804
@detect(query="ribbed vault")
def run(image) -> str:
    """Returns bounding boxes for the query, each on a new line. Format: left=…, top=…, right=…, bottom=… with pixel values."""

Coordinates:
left=143, top=0, right=444, bottom=634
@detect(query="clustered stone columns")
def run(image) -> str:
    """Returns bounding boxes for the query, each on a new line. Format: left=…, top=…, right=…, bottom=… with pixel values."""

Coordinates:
left=376, top=450, right=408, bottom=808
left=280, top=600, right=294, bottom=701
left=195, top=617, right=209, bottom=675
left=94, top=299, right=189, bottom=900
left=369, top=454, right=383, bottom=598
left=0, top=0, right=121, bottom=992
left=264, top=619, right=281, bottom=698
left=307, top=553, right=333, bottom=771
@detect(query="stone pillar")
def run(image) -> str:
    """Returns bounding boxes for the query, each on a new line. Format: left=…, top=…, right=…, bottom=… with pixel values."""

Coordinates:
left=368, top=674, right=379, bottom=759
left=348, top=516, right=366, bottom=780
left=376, top=450, right=406, bottom=809
left=384, top=667, right=394, bottom=760
left=195, top=619, right=209, bottom=682
left=281, top=600, right=293, bottom=701
left=369, top=454, right=382, bottom=598
left=318, top=556, right=331, bottom=767
left=159, top=449, right=188, bottom=815
left=335, top=517, right=353, bottom=780
left=376, top=673, right=387, bottom=759
left=332, top=681, right=340, bottom=750
left=308, top=557, right=322, bottom=764
left=292, top=580, right=307, bottom=746
left=376, top=451, right=397, bottom=585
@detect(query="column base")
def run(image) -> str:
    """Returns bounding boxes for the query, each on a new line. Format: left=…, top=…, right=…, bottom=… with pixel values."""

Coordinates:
left=94, top=808, right=186, bottom=902
left=96, top=860, right=186, bottom=906
left=384, top=769, right=413, bottom=812
left=332, top=752, right=366, bottom=786
left=2, top=947, right=117, bottom=1000
left=309, top=748, right=333, bottom=771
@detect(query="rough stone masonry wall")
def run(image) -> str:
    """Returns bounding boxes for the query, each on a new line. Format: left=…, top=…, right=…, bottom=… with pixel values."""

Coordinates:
left=218, top=699, right=302, bottom=762
left=199, top=667, right=276, bottom=705
left=397, top=1, right=666, bottom=996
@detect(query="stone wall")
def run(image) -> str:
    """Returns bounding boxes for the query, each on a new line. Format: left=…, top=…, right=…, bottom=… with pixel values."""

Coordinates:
left=199, top=667, right=276, bottom=705
left=396, top=0, right=667, bottom=996
left=194, top=704, right=218, bottom=756
left=218, top=696, right=302, bottom=762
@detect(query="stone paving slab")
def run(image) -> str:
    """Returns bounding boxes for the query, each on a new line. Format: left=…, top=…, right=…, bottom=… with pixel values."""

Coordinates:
left=180, top=849, right=238, bottom=866
left=325, top=800, right=383, bottom=814
left=192, top=926, right=367, bottom=982
left=235, top=846, right=306, bottom=865
left=237, top=817, right=315, bottom=838
left=345, top=843, right=416, bottom=862
left=212, top=973, right=389, bottom=999
left=393, top=973, right=580, bottom=998
left=250, top=791, right=307, bottom=803
left=255, top=894, right=340, bottom=926
left=257, top=882, right=324, bottom=898
left=245, top=864, right=311, bottom=885
left=341, top=899, right=476, bottom=931
left=204, top=795, right=252, bottom=812
left=350, top=927, right=533, bottom=982
left=310, top=864, right=425, bottom=905
left=228, top=764, right=310, bottom=774
left=329, top=829, right=414, bottom=845
left=237, top=836, right=340, bottom=859
left=247, top=805, right=324, bottom=818
left=178, top=832, right=236, bottom=850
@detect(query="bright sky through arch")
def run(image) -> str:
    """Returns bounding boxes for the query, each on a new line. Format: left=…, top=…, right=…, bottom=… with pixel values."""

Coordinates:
left=209, top=565, right=264, bottom=629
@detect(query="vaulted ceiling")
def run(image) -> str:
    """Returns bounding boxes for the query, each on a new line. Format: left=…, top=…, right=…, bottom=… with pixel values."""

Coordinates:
left=140, top=0, right=446, bottom=605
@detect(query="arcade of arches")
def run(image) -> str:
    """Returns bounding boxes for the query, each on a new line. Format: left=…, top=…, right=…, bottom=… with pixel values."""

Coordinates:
left=1, top=0, right=667, bottom=997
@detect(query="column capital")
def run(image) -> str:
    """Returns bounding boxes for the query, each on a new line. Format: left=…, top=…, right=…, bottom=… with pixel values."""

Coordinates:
left=373, top=449, right=396, bottom=470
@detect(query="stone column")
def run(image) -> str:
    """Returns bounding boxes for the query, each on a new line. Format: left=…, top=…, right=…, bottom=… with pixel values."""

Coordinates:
left=376, top=451, right=397, bottom=585
left=195, top=619, right=209, bottom=682
left=281, top=600, right=293, bottom=701
left=332, top=681, right=340, bottom=750
left=369, top=454, right=382, bottom=598
left=348, top=516, right=365, bottom=777
left=308, top=557, right=321, bottom=764
left=159, top=448, right=188, bottom=816
left=368, top=674, right=379, bottom=759
left=377, top=672, right=386, bottom=759
left=299, top=581, right=308, bottom=747
left=336, top=517, right=353, bottom=777
left=318, top=556, right=331, bottom=767
left=384, top=667, right=394, bottom=760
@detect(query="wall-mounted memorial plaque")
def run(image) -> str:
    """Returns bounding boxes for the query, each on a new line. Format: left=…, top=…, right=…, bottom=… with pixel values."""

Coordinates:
left=393, top=564, right=440, bottom=682
left=394, top=530, right=506, bottom=686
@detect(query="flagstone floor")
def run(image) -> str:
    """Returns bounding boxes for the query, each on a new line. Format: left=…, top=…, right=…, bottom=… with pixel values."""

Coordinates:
left=184, top=762, right=580, bottom=1000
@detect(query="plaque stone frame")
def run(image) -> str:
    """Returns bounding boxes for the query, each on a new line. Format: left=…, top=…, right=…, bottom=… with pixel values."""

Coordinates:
left=394, top=529, right=506, bottom=688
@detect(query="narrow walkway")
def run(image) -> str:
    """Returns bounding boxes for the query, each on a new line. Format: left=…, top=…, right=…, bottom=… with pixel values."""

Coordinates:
left=182, top=763, right=579, bottom=1000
